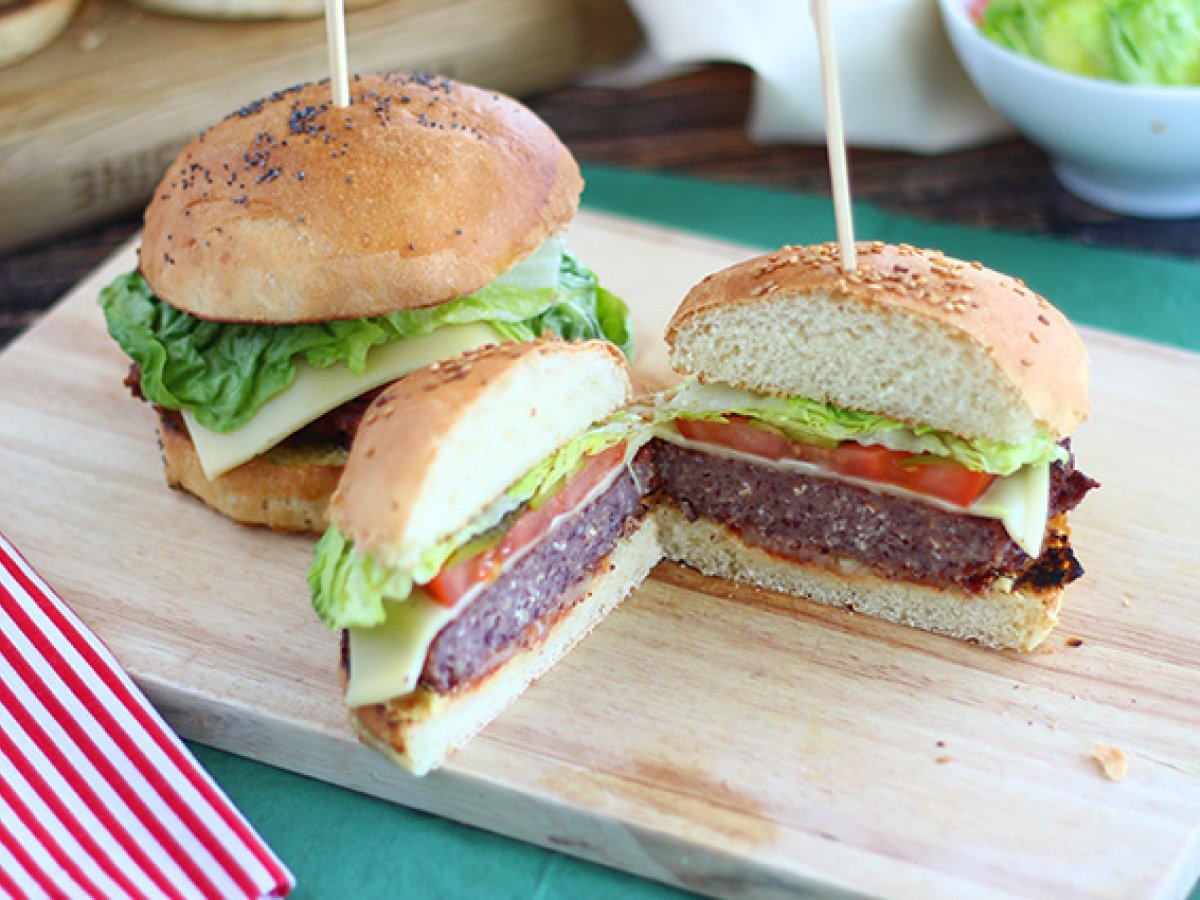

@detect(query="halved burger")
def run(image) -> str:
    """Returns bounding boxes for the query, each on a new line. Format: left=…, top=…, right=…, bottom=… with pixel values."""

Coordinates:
left=649, top=242, right=1097, bottom=651
left=308, top=339, right=657, bottom=774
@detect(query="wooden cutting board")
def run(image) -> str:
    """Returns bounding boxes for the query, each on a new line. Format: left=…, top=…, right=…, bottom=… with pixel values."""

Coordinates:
left=1, top=211, right=1198, bottom=900
left=0, top=0, right=638, bottom=252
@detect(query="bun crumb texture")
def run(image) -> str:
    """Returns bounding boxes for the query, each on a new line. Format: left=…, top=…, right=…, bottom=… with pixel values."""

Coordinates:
left=668, top=242, right=1090, bottom=443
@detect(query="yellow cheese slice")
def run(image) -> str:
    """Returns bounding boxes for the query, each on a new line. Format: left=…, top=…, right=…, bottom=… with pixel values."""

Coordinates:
left=969, top=456, right=1050, bottom=558
left=341, top=461, right=630, bottom=708
left=345, top=589, right=457, bottom=708
left=184, top=324, right=501, bottom=479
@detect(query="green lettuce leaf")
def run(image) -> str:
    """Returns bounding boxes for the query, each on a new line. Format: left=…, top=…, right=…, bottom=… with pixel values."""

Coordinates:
left=656, top=381, right=1064, bottom=476
left=308, top=416, right=649, bottom=631
left=980, top=0, right=1200, bottom=85
left=100, top=251, right=633, bottom=434
left=309, top=526, right=414, bottom=630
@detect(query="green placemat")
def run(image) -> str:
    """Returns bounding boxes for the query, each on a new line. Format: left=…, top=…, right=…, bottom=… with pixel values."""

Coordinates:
left=189, top=744, right=688, bottom=900
left=192, top=166, right=1200, bottom=899
left=580, top=166, right=1200, bottom=354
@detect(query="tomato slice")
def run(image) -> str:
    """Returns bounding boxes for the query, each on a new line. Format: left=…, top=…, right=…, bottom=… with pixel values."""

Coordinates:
left=677, top=417, right=799, bottom=462
left=672, top=416, right=995, bottom=507
left=830, top=444, right=996, bottom=506
left=425, top=442, right=627, bottom=607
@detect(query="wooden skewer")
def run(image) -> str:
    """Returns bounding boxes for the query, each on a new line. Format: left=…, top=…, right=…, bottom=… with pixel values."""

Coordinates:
left=810, top=0, right=856, bottom=272
left=324, top=0, right=350, bottom=108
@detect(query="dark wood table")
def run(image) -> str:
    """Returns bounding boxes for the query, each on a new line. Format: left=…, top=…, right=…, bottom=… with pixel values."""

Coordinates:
left=3, top=63, right=1198, bottom=349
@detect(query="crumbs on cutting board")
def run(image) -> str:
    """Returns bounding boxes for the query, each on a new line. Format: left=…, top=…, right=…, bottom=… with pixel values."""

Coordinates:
left=1091, top=742, right=1129, bottom=782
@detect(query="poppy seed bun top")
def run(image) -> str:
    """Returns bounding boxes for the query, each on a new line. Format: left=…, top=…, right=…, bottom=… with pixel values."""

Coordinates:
left=667, top=242, right=1090, bottom=444
left=140, top=73, right=583, bottom=323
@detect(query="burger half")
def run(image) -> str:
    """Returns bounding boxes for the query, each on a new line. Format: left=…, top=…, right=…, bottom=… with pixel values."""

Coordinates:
left=308, top=339, right=657, bottom=774
left=99, top=73, right=632, bottom=533
left=650, top=242, right=1098, bottom=651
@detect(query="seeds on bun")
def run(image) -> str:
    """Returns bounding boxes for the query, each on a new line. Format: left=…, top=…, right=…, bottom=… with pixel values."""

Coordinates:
left=140, top=74, right=584, bottom=323
left=309, top=339, right=658, bottom=775
left=99, top=73, right=633, bottom=533
left=652, top=242, right=1097, bottom=651
left=667, top=241, right=1090, bottom=444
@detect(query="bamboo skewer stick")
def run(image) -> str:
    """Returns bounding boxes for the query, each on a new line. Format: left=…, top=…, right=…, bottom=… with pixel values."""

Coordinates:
left=810, top=0, right=856, bottom=272
left=324, top=0, right=350, bottom=107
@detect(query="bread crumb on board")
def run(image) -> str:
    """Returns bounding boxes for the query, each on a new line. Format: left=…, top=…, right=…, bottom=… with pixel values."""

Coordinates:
left=1091, top=742, right=1129, bottom=781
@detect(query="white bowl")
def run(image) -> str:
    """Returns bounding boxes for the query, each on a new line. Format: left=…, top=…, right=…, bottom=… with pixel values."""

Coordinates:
left=938, top=0, right=1200, bottom=218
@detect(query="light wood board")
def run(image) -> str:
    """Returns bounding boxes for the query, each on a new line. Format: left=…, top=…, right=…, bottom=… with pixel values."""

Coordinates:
left=1, top=211, right=1198, bottom=899
left=0, top=0, right=638, bottom=252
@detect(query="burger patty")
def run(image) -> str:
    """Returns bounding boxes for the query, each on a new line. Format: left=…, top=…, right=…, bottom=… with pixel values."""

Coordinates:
left=652, top=440, right=1097, bottom=593
left=420, top=453, right=654, bottom=694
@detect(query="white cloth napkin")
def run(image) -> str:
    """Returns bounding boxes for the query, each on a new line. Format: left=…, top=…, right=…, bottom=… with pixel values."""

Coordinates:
left=613, top=0, right=1012, bottom=154
left=0, top=532, right=294, bottom=899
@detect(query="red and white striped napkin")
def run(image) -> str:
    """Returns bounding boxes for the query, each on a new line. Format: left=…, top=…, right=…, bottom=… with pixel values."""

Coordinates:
left=0, top=532, right=294, bottom=900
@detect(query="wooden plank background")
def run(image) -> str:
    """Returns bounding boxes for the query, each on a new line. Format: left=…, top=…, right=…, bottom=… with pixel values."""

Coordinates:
left=0, top=0, right=639, bottom=253
left=0, top=211, right=1197, bottom=899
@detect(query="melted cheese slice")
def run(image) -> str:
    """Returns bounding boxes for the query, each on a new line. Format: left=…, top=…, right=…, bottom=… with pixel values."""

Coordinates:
left=184, top=324, right=501, bottom=479
left=346, top=590, right=457, bottom=708
left=969, top=457, right=1050, bottom=558
left=657, top=429, right=1051, bottom=557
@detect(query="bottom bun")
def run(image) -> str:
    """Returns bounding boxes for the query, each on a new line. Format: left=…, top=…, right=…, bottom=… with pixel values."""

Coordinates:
left=350, top=516, right=661, bottom=776
left=157, top=410, right=343, bottom=534
left=0, top=0, right=79, bottom=69
left=656, top=503, right=1061, bottom=652
left=124, top=0, right=381, bottom=19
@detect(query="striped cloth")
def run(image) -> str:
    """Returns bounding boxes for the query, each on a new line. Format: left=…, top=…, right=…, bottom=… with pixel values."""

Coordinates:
left=0, top=532, right=294, bottom=899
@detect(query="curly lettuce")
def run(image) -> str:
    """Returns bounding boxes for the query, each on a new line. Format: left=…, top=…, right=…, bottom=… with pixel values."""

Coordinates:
left=100, top=251, right=633, bottom=434
left=308, top=415, right=650, bottom=631
left=980, top=0, right=1200, bottom=85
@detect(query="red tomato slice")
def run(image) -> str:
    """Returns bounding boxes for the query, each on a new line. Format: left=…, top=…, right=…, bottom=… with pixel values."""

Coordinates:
left=672, top=416, right=995, bottom=508
left=676, top=417, right=798, bottom=461
left=675, top=416, right=838, bottom=465
left=830, top=444, right=996, bottom=507
left=425, top=442, right=627, bottom=607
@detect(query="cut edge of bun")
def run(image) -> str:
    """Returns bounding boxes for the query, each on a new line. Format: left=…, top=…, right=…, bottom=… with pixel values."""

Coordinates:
left=667, top=243, right=1090, bottom=444
left=124, top=0, right=380, bottom=19
left=0, top=0, right=80, bottom=69
left=331, top=339, right=631, bottom=567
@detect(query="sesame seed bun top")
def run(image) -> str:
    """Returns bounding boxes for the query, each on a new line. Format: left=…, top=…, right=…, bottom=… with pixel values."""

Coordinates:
left=330, top=338, right=631, bottom=567
left=140, top=73, right=582, bottom=323
left=666, top=242, right=1090, bottom=443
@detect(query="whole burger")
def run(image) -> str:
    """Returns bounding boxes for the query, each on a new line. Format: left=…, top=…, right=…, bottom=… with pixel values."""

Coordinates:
left=99, top=73, right=632, bottom=533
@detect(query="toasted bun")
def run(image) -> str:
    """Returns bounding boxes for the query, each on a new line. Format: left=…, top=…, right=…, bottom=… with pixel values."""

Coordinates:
left=158, top=410, right=341, bottom=533
left=125, top=0, right=379, bottom=19
left=656, top=502, right=1062, bottom=651
left=0, top=0, right=79, bottom=69
left=140, top=73, right=582, bottom=323
left=349, top=517, right=660, bottom=775
left=331, top=339, right=631, bottom=566
left=667, top=243, right=1090, bottom=444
